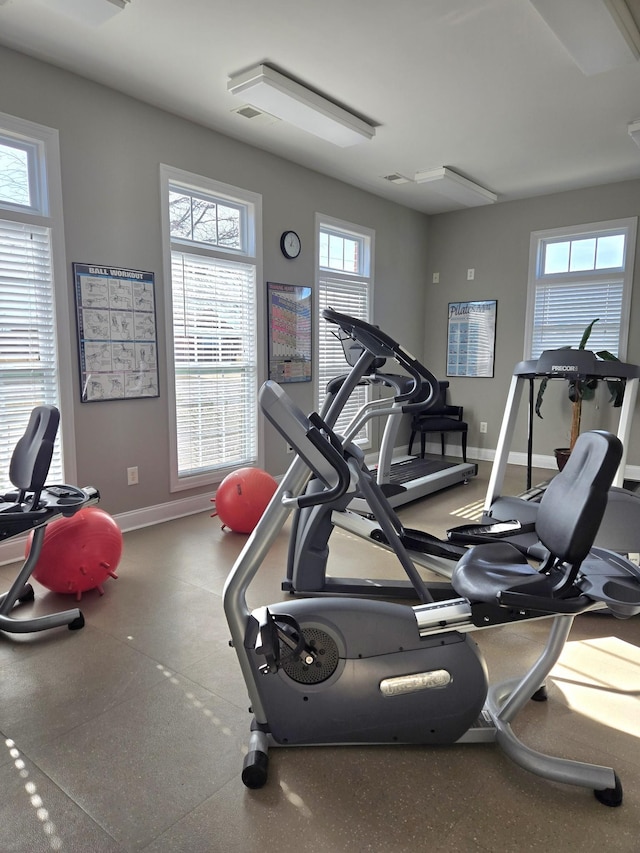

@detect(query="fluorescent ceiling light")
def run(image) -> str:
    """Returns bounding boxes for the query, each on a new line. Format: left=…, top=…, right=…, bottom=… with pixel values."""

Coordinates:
left=38, top=0, right=130, bottom=26
left=227, top=64, right=375, bottom=147
left=529, top=0, right=640, bottom=75
left=413, top=167, right=497, bottom=207
left=629, top=119, right=640, bottom=147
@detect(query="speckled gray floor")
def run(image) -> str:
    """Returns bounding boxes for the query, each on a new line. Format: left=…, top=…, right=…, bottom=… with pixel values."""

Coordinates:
left=0, top=460, right=638, bottom=852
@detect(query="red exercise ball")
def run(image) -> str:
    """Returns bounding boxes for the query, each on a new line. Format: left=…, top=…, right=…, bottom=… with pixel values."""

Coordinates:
left=26, top=507, right=122, bottom=601
left=212, top=467, right=278, bottom=533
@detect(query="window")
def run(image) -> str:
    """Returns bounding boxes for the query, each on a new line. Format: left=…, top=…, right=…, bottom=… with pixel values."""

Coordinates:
left=525, top=218, right=637, bottom=359
left=0, top=113, right=73, bottom=486
left=161, top=166, right=261, bottom=490
left=0, top=136, right=43, bottom=213
left=316, top=215, right=374, bottom=440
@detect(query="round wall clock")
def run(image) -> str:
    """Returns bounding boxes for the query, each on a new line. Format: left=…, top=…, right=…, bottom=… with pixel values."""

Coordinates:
left=280, top=230, right=301, bottom=259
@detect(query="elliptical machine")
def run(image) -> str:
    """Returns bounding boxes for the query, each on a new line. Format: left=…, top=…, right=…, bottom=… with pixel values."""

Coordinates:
left=223, top=310, right=640, bottom=801
left=283, top=310, right=493, bottom=599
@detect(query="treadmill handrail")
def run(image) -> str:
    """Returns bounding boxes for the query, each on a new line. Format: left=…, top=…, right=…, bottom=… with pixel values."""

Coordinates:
left=342, top=401, right=408, bottom=445
left=325, top=371, right=414, bottom=400
left=322, top=308, right=440, bottom=413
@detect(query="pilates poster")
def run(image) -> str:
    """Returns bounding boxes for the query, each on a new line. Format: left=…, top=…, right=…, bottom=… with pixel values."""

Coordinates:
left=267, top=282, right=312, bottom=383
left=74, top=263, right=160, bottom=402
left=447, top=300, right=497, bottom=378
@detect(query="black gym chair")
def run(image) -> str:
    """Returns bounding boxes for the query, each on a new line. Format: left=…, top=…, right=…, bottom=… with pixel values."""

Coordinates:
left=408, top=380, right=469, bottom=462
left=0, top=405, right=98, bottom=635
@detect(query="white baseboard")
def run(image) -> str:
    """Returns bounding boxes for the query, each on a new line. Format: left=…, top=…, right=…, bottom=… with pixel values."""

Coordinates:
left=432, top=441, right=640, bottom=482
left=469, top=446, right=557, bottom=470
left=114, top=492, right=214, bottom=533
left=0, top=492, right=213, bottom=568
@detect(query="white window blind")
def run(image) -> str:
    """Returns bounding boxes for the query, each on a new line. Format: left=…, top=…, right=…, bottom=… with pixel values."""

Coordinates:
left=0, top=218, right=61, bottom=487
left=531, top=279, right=624, bottom=356
left=526, top=219, right=636, bottom=359
left=171, top=252, right=257, bottom=476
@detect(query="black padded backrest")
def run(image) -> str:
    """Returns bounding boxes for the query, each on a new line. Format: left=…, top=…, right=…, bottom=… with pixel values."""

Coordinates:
left=434, top=381, right=449, bottom=410
left=9, top=405, right=60, bottom=493
left=414, top=380, right=449, bottom=410
left=536, top=430, right=622, bottom=566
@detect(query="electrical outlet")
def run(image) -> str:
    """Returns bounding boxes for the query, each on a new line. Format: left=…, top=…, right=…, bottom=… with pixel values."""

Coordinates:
left=480, top=422, right=487, bottom=434
left=127, top=466, right=139, bottom=485
left=467, top=268, right=475, bottom=280
left=432, top=272, right=440, bottom=283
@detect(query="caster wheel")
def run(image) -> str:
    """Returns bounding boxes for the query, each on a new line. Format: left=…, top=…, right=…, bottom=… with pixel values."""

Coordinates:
left=594, top=773, right=623, bottom=807
left=18, top=584, right=35, bottom=603
left=241, top=750, right=269, bottom=789
left=531, top=684, right=548, bottom=702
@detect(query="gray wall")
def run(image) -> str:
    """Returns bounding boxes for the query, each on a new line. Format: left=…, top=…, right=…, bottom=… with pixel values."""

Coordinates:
left=0, top=46, right=430, bottom=516
left=424, top=182, right=640, bottom=468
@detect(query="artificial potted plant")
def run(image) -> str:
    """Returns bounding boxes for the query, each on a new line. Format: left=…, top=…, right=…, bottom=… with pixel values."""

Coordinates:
left=535, top=319, right=625, bottom=470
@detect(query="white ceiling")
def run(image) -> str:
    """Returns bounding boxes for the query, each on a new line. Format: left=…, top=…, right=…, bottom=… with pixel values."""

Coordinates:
left=1, top=0, right=640, bottom=214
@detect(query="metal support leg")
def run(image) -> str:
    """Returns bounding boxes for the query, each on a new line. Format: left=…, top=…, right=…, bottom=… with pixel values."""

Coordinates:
left=0, top=525, right=83, bottom=634
left=487, top=615, right=619, bottom=797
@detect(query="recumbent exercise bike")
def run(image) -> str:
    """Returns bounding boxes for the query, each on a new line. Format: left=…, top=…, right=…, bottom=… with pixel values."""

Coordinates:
left=0, top=404, right=99, bottom=635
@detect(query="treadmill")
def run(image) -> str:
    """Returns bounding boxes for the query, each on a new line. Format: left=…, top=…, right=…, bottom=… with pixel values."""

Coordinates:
left=328, top=334, right=477, bottom=512
left=367, top=374, right=476, bottom=509
left=477, top=348, right=640, bottom=553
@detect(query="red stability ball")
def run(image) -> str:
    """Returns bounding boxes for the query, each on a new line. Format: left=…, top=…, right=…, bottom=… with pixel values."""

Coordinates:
left=212, top=467, right=278, bottom=534
left=26, top=507, right=123, bottom=601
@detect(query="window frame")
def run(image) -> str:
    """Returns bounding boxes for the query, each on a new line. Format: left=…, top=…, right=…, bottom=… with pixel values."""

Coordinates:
left=0, top=110, right=76, bottom=485
left=315, top=213, right=374, bottom=446
left=160, top=164, right=263, bottom=492
left=524, top=217, right=637, bottom=360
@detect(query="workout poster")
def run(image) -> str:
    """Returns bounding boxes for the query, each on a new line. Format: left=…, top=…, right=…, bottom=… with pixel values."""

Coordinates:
left=73, top=262, right=160, bottom=402
left=447, top=300, right=497, bottom=377
left=267, top=282, right=312, bottom=383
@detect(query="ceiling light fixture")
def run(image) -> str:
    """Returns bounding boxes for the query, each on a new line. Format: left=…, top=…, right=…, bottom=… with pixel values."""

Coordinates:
left=629, top=119, right=640, bottom=147
left=413, top=167, right=497, bottom=207
left=528, top=0, right=640, bottom=75
left=38, top=0, right=130, bottom=26
left=227, top=64, right=375, bottom=147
